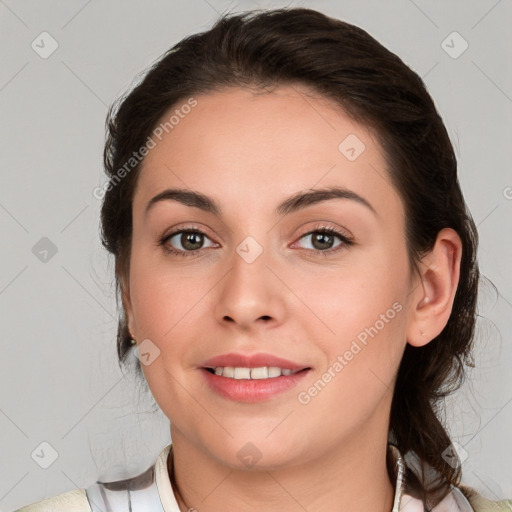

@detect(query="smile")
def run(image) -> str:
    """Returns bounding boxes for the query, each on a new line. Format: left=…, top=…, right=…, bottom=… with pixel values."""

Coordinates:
left=201, top=367, right=311, bottom=402
left=206, top=366, right=302, bottom=379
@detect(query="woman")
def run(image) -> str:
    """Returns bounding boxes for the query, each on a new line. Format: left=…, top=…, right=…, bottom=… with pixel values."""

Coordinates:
left=14, top=7, right=512, bottom=512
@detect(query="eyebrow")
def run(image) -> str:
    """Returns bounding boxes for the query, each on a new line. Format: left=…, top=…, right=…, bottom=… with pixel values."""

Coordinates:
left=145, top=186, right=377, bottom=218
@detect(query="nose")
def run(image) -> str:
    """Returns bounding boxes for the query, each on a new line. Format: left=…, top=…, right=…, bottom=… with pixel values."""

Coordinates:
left=213, top=242, right=287, bottom=331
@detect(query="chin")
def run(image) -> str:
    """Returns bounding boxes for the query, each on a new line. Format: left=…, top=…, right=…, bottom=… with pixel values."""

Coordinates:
left=204, top=434, right=304, bottom=471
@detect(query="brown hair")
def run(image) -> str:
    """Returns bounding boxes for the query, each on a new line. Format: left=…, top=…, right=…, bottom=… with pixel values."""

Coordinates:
left=100, top=7, right=479, bottom=506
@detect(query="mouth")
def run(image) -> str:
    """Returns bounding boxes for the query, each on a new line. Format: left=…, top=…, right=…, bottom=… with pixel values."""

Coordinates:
left=200, top=366, right=312, bottom=403
left=203, top=366, right=311, bottom=379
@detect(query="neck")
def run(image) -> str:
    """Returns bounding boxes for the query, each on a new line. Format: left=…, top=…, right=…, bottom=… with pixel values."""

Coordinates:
left=168, top=428, right=396, bottom=512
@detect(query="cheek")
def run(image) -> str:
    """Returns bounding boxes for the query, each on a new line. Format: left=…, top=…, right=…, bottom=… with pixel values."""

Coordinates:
left=127, top=247, right=223, bottom=386
left=294, top=286, right=407, bottom=442
left=295, top=245, right=409, bottom=405
left=298, top=247, right=408, bottom=346
left=129, top=249, right=202, bottom=339
left=127, top=251, right=209, bottom=414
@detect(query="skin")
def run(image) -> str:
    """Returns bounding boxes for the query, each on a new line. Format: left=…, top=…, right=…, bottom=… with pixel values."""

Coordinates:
left=123, top=84, right=462, bottom=512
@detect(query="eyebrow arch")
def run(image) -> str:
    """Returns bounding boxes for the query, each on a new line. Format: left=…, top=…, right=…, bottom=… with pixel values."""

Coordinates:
left=145, top=186, right=377, bottom=218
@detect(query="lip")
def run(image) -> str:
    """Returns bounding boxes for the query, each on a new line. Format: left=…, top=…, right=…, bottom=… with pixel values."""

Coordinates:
left=202, top=352, right=309, bottom=372
left=200, top=352, right=312, bottom=403
left=201, top=367, right=311, bottom=403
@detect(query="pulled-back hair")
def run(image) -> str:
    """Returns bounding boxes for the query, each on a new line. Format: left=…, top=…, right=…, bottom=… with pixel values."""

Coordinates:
left=100, top=7, right=479, bottom=506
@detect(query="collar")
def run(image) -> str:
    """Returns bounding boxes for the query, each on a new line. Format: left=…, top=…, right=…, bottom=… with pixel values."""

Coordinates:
left=388, top=444, right=474, bottom=512
left=388, top=443, right=406, bottom=512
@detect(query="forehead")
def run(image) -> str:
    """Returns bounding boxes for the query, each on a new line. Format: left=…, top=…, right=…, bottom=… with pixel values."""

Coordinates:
left=133, top=85, right=402, bottom=221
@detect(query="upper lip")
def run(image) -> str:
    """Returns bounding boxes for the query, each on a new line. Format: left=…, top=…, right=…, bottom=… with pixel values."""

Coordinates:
left=202, top=352, right=310, bottom=372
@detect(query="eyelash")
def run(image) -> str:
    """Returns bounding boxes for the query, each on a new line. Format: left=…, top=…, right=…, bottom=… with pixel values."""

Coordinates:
left=158, top=224, right=354, bottom=259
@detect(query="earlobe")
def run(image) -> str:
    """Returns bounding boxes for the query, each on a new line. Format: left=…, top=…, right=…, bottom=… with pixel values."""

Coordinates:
left=406, top=228, right=462, bottom=348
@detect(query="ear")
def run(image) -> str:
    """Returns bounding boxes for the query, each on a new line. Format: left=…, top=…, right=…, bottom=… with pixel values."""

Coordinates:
left=120, top=274, right=137, bottom=340
left=406, top=227, right=462, bottom=348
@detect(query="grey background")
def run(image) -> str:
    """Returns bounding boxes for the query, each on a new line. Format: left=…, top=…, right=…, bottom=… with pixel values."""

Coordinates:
left=1, top=0, right=511, bottom=509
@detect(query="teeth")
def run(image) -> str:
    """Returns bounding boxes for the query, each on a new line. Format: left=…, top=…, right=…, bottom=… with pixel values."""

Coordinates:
left=268, top=366, right=282, bottom=378
left=234, top=367, right=251, bottom=379
left=222, top=367, right=235, bottom=378
left=211, top=366, right=298, bottom=379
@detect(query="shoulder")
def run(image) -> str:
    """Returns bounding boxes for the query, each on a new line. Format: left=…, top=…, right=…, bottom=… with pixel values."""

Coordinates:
left=403, top=484, right=512, bottom=512
left=458, top=484, right=512, bottom=512
left=12, top=488, right=91, bottom=512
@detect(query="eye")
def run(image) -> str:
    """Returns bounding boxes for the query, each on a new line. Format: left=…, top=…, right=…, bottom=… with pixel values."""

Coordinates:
left=295, top=226, right=353, bottom=256
left=160, top=229, right=217, bottom=257
left=158, top=225, right=353, bottom=258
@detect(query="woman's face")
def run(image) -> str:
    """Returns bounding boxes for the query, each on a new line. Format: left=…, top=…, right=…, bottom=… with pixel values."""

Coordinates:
left=125, top=85, right=420, bottom=469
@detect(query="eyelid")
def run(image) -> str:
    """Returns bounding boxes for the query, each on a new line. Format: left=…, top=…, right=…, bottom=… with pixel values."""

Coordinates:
left=159, top=223, right=219, bottom=249
left=160, top=222, right=217, bottom=242
left=294, top=222, right=353, bottom=241
left=290, top=223, right=354, bottom=253
left=159, top=221, right=354, bottom=257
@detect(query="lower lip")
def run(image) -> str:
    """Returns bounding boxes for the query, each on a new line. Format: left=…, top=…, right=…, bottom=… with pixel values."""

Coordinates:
left=201, top=368, right=311, bottom=403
